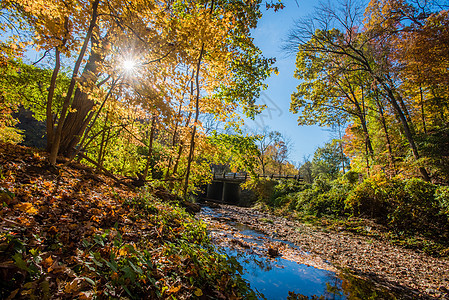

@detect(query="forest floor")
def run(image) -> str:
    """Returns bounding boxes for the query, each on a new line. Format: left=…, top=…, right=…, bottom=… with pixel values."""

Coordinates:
left=0, top=143, right=253, bottom=299
left=201, top=202, right=449, bottom=299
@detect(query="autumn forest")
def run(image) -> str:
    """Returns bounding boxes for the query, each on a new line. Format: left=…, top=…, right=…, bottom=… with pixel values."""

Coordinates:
left=0, top=0, right=449, bottom=299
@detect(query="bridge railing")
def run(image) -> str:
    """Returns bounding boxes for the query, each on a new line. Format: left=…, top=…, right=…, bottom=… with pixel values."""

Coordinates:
left=212, top=172, right=302, bottom=181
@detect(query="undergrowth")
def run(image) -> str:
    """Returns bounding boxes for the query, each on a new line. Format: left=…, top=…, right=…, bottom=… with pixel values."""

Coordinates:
left=0, top=143, right=255, bottom=299
left=255, top=175, right=449, bottom=257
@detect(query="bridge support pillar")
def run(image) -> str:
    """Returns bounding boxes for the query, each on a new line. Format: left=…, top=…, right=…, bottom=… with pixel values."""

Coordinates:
left=222, top=182, right=240, bottom=204
left=207, top=182, right=223, bottom=201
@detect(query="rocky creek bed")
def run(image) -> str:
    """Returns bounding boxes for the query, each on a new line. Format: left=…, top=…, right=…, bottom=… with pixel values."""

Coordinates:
left=198, top=202, right=449, bottom=299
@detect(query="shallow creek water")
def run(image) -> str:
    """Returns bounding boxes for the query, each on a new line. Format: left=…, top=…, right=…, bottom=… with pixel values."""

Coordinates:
left=198, top=205, right=395, bottom=300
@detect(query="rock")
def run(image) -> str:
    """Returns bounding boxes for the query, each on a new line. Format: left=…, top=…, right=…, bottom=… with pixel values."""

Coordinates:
left=182, top=201, right=201, bottom=214
left=268, top=247, right=279, bottom=257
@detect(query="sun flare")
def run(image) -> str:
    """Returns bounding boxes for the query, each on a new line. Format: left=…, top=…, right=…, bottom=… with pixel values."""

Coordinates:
left=122, top=59, right=136, bottom=71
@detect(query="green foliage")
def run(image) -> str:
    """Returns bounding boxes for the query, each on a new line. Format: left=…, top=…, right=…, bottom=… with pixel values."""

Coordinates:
left=292, top=177, right=351, bottom=217
left=345, top=175, right=397, bottom=220
left=275, top=178, right=307, bottom=195
left=243, top=177, right=278, bottom=205
left=343, top=170, right=360, bottom=185
left=0, top=124, right=23, bottom=144
left=435, top=186, right=449, bottom=218
left=0, top=60, right=68, bottom=122
left=346, top=175, right=447, bottom=232
left=297, top=140, right=349, bottom=183
left=257, top=169, right=449, bottom=255
left=209, top=132, right=259, bottom=174
left=417, top=126, right=449, bottom=183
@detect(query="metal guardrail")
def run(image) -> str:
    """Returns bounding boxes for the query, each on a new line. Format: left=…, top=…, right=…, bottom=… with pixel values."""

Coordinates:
left=212, top=172, right=302, bottom=181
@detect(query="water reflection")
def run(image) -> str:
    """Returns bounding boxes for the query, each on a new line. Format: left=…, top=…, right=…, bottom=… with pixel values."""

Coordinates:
left=225, top=248, right=346, bottom=300
left=200, top=205, right=397, bottom=300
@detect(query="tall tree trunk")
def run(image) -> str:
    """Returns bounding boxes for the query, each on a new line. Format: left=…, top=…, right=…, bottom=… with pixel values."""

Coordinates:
left=346, top=82, right=374, bottom=158
left=261, top=159, right=266, bottom=175
left=360, top=87, right=374, bottom=155
left=165, top=92, right=188, bottom=180
left=377, top=77, right=430, bottom=181
left=172, top=142, right=184, bottom=178
left=419, top=84, right=427, bottom=134
left=46, top=47, right=61, bottom=151
left=397, top=94, right=415, bottom=136
left=46, top=18, right=68, bottom=151
left=350, top=86, right=374, bottom=173
left=121, top=110, right=137, bottom=174
left=171, top=110, right=193, bottom=179
left=101, top=126, right=113, bottom=167
left=376, top=97, right=397, bottom=175
left=49, top=0, right=100, bottom=165
left=67, top=77, right=116, bottom=162
left=97, top=111, right=109, bottom=170
left=183, top=0, right=215, bottom=198
left=365, top=139, right=371, bottom=176
left=183, top=43, right=205, bottom=198
left=337, top=120, right=346, bottom=174
left=59, top=35, right=104, bottom=156
left=143, top=114, right=157, bottom=180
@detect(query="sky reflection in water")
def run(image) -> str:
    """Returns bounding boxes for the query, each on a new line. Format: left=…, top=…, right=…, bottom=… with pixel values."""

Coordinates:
left=227, top=247, right=345, bottom=299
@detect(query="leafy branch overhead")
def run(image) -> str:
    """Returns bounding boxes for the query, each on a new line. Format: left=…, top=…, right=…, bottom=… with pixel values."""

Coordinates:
left=0, top=0, right=278, bottom=196
left=288, top=0, right=449, bottom=181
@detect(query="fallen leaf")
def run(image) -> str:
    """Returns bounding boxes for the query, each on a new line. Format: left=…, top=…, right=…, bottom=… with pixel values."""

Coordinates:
left=14, top=202, right=38, bottom=215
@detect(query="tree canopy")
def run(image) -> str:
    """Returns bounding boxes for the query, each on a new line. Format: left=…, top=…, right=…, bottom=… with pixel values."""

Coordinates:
left=288, top=0, right=449, bottom=182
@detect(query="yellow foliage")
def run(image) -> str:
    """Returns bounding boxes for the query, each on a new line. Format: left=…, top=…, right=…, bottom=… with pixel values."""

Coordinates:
left=14, top=202, right=38, bottom=215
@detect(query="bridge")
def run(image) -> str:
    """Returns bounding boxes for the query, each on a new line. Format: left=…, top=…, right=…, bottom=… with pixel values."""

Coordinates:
left=203, top=172, right=302, bottom=204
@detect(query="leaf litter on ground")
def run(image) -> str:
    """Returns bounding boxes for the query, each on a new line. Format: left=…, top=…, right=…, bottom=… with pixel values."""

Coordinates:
left=0, top=143, right=254, bottom=299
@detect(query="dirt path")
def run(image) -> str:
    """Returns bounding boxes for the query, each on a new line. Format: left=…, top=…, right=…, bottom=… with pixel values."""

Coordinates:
left=202, top=203, right=449, bottom=300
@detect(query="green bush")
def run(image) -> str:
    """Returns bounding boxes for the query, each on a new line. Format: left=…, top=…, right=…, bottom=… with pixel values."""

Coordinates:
left=312, top=176, right=331, bottom=193
left=389, top=178, right=439, bottom=229
left=342, top=170, right=360, bottom=185
left=243, top=177, right=277, bottom=205
left=294, top=187, right=318, bottom=214
left=435, top=186, right=449, bottom=218
left=404, top=178, right=437, bottom=207
left=345, top=175, right=401, bottom=221
left=271, top=179, right=308, bottom=208
left=296, top=178, right=331, bottom=215
left=273, top=179, right=307, bottom=197
left=325, top=180, right=353, bottom=215
left=293, top=177, right=351, bottom=217
left=346, top=175, right=447, bottom=231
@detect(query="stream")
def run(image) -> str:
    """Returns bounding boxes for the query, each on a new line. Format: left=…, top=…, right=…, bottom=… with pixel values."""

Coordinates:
left=198, top=203, right=397, bottom=300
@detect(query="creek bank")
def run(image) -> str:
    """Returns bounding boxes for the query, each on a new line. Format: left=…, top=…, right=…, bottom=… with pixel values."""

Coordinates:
left=199, top=202, right=449, bottom=299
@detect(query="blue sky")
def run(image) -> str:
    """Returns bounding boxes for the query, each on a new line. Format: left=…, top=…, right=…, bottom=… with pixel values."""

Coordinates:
left=245, top=0, right=332, bottom=165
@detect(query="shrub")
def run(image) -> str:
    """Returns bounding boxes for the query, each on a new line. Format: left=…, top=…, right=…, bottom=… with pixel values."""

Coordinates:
left=435, top=186, right=449, bottom=218
left=342, top=170, right=360, bottom=185
left=312, top=176, right=331, bottom=193
left=271, top=179, right=308, bottom=208
left=325, top=180, right=353, bottom=215
left=346, top=175, right=447, bottom=231
left=345, top=175, right=400, bottom=221
left=243, top=177, right=277, bottom=205
left=293, top=177, right=350, bottom=217
left=404, top=178, right=437, bottom=207
left=390, top=178, right=439, bottom=229
left=273, top=179, right=307, bottom=197
left=294, top=187, right=319, bottom=214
